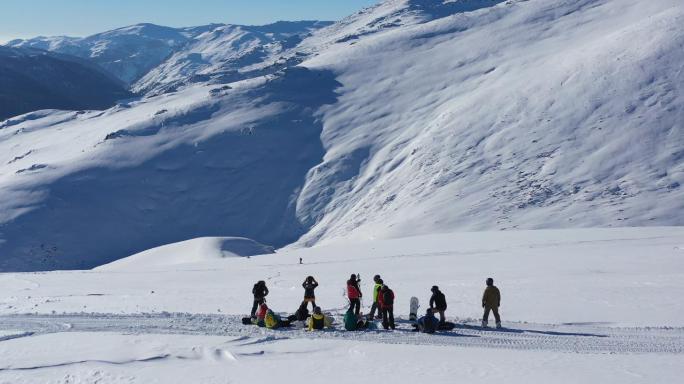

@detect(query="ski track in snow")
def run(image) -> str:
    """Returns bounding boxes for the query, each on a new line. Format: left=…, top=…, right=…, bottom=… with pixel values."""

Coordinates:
left=0, top=313, right=682, bottom=355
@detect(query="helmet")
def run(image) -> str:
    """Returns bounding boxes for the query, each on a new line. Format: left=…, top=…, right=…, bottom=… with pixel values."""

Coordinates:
left=374, top=274, right=381, bottom=282
left=431, top=285, right=439, bottom=292
left=486, top=278, right=494, bottom=286
left=350, top=273, right=357, bottom=280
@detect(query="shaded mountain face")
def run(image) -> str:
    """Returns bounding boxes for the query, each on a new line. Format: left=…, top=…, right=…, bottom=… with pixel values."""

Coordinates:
left=0, top=46, right=132, bottom=121
left=0, top=0, right=682, bottom=271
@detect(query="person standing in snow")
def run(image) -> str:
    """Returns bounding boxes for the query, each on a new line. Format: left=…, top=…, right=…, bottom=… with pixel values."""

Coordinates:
left=429, top=285, right=447, bottom=325
left=302, top=276, right=319, bottom=311
left=250, top=280, right=269, bottom=319
left=482, top=278, right=502, bottom=328
left=368, top=275, right=383, bottom=319
left=347, top=274, right=362, bottom=316
left=378, top=284, right=395, bottom=330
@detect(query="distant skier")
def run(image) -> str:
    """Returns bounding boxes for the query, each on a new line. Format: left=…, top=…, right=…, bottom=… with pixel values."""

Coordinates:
left=368, top=275, right=383, bottom=319
left=250, top=280, right=269, bottom=319
left=429, top=285, right=447, bottom=325
left=347, top=274, right=363, bottom=316
left=482, top=278, right=502, bottom=328
left=378, top=284, right=395, bottom=330
left=302, top=276, right=319, bottom=311
left=417, top=308, right=439, bottom=334
left=299, top=257, right=303, bottom=264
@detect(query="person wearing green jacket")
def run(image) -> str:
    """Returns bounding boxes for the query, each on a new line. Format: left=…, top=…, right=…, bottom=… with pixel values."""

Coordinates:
left=344, top=308, right=368, bottom=331
left=368, top=275, right=383, bottom=320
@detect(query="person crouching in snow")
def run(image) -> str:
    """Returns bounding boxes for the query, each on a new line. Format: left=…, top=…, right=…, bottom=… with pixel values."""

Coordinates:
left=307, top=306, right=333, bottom=331
left=302, top=275, right=319, bottom=311
left=250, top=280, right=269, bottom=319
left=378, top=284, right=395, bottom=330
left=344, top=308, right=369, bottom=331
left=347, top=274, right=362, bottom=316
left=255, top=302, right=269, bottom=327
left=429, top=285, right=447, bottom=325
left=482, top=277, right=502, bottom=328
left=417, top=308, right=440, bottom=334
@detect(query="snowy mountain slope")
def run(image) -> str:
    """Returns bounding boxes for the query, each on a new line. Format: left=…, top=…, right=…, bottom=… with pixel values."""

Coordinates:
left=293, top=0, right=684, bottom=245
left=7, top=23, right=220, bottom=85
left=0, top=46, right=132, bottom=120
left=133, top=21, right=333, bottom=95
left=0, top=67, right=339, bottom=271
left=0, top=0, right=683, bottom=271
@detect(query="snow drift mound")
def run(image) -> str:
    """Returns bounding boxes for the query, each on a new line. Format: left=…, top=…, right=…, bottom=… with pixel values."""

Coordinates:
left=97, top=237, right=275, bottom=271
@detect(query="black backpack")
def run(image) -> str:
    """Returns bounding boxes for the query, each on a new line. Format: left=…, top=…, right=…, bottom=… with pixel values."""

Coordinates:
left=383, top=289, right=394, bottom=306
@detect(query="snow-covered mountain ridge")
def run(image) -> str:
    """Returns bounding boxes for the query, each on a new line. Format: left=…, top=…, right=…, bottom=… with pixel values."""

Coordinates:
left=0, top=0, right=682, bottom=271
left=7, top=21, right=332, bottom=90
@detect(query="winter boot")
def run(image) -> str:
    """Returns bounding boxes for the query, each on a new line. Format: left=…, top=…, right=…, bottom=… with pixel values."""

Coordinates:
left=496, top=321, right=502, bottom=329
left=481, top=320, right=488, bottom=328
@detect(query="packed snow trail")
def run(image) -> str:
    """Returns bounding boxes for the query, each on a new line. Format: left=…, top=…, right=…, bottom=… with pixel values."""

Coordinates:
left=0, top=313, right=682, bottom=354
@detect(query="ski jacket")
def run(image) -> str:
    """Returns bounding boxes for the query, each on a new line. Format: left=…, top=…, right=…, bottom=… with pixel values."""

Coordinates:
left=265, top=310, right=281, bottom=329
left=379, top=289, right=394, bottom=309
left=418, top=314, right=439, bottom=334
left=302, top=280, right=318, bottom=298
left=343, top=310, right=358, bottom=331
left=253, top=283, right=269, bottom=300
left=347, top=280, right=361, bottom=299
left=308, top=313, right=326, bottom=331
left=430, top=290, right=447, bottom=310
left=373, top=283, right=383, bottom=302
left=256, top=304, right=268, bottom=320
left=482, top=286, right=501, bottom=308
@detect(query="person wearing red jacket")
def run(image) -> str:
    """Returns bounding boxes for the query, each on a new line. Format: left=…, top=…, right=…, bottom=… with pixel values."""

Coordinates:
left=378, top=284, right=395, bottom=330
left=347, top=274, right=362, bottom=316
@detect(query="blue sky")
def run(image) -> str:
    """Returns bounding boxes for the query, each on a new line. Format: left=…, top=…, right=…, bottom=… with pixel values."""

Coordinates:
left=0, top=0, right=378, bottom=43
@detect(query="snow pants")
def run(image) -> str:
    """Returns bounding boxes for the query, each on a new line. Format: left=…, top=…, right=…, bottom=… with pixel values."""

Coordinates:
left=349, top=298, right=361, bottom=316
left=382, top=307, right=395, bottom=330
left=483, top=306, right=501, bottom=324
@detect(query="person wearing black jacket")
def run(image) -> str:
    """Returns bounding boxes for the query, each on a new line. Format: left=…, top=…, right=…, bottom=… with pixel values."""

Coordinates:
left=429, top=285, right=447, bottom=325
left=250, top=280, right=269, bottom=318
left=302, top=276, right=319, bottom=311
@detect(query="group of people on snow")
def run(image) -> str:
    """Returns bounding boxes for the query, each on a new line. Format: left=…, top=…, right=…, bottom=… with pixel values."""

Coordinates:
left=245, top=274, right=502, bottom=333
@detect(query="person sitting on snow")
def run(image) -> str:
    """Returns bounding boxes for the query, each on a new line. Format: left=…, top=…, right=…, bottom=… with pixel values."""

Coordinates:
left=417, top=308, right=440, bottom=334
left=344, top=308, right=369, bottom=331
left=265, top=308, right=291, bottom=329
left=307, top=306, right=333, bottom=331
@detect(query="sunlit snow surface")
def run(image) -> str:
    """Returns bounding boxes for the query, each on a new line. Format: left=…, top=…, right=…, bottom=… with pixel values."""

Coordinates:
left=0, top=228, right=683, bottom=382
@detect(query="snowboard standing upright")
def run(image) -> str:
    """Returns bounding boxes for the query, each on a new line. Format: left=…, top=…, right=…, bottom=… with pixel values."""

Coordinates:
left=409, top=297, right=420, bottom=322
